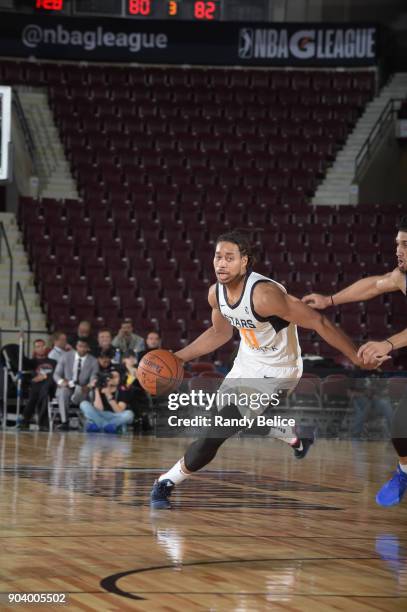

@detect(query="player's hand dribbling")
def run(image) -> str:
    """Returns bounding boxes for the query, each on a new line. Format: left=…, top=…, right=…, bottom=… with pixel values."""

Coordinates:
left=301, top=293, right=331, bottom=309
left=357, top=341, right=393, bottom=365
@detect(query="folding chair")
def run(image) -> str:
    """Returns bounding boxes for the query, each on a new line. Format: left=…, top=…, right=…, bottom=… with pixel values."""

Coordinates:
left=0, top=344, right=33, bottom=428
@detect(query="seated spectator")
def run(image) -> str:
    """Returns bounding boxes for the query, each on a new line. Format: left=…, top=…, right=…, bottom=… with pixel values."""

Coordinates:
left=48, top=331, right=69, bottom=363
left=68, top=320, right=98, bottom=355
left=137, top=330, right=162, bottom=361
left=112, top=318, right=145, bottom=356
left=17, top=339, right=56, bottom=431
left=120, top=349, right=152, bottom=429
left=80, top=370, right=134, bottom=434
left=98, top=351, right=118, bottom=375
left=349, top=375, right=393, bottom=438
left=53, top=339, right=99, bottom=430
left=96, top=329, right=115, bottom=358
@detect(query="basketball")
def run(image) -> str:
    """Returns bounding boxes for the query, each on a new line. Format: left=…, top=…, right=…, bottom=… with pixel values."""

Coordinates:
left=137, top=349, right=184, bottom=396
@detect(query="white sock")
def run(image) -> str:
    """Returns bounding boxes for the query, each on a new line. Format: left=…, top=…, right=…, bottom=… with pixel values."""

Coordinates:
left=159, top=459, right=190, bottom=485
left=399, top=463, right=407, bottom=474
left=269, top=425, right=297, bottom=445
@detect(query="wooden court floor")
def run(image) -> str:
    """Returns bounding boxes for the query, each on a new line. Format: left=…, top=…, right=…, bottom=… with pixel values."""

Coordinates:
left=0, top=431, right=406, bottom=611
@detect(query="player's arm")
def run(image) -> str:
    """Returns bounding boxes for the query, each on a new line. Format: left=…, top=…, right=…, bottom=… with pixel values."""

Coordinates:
left=174, top=285, right=233, bottom=364
left=358, top=327, right=407, bottom=364
left=254, top=284, right=382, bottom=369
left=302, top=268, right=404, bottom=309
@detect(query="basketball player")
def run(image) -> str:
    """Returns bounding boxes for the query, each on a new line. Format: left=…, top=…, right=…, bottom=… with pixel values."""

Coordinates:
left=302, top=216, right=407, bottom=507
left=151, top=230, right=383, bottom=509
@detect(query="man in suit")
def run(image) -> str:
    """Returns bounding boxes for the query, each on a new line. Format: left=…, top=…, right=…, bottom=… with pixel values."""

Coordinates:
left=53, top=339, right=99, bottom=430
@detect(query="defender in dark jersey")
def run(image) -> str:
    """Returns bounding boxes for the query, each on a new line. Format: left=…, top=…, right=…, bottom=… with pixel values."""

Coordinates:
left=303, top=216, right=407, bottom=507
left=151, top=231, right=384, bottom=509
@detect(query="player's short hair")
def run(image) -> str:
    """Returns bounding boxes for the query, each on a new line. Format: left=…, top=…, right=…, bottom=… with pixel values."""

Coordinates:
left=398, top=216, right=407, bottom=232
left=216, top=229, right=257, bottom=269
left=34, top=338, right=45, bottom=345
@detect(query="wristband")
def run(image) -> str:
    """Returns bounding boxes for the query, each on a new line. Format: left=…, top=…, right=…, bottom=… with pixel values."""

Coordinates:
left=385, top=339, right=394, bottom=352
left=330, top=295, right=335, bottom=306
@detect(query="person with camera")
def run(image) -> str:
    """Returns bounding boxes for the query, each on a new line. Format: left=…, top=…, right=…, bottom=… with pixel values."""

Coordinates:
left=119, top=349, right=152, bottom=430
left=80, top=370, right=134, bottom=434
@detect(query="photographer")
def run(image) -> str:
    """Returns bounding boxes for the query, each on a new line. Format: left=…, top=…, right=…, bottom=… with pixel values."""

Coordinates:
left=80, top=370, right=134, bottom=434
left=119, top=349, right=152, bottom=430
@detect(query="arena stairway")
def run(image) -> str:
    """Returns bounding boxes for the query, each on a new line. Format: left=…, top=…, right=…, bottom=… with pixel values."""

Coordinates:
left=16, top=88, right=79, bottom=201
left=313, top=72, right=407, bottom=206
left=0, top=212, right=47, bottom=346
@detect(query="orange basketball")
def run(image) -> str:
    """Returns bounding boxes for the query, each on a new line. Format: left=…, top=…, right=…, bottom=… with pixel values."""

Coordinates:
left=137, top=349, right=184, bottom=396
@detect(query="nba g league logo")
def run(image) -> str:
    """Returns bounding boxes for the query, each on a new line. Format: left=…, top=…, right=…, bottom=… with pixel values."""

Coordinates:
left=238, top=27, right=375, bottom=60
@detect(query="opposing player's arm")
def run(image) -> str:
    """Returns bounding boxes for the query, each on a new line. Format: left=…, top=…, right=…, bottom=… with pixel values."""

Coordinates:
left=302, top=268, right=404, bottom=309
left=174, top=285, right=233, bottom=364
left=254, top=283, right=382, bottom=368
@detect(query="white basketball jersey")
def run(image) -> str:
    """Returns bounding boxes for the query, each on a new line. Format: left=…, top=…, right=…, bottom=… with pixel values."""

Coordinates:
left=216, top=270, right=302, bottom=369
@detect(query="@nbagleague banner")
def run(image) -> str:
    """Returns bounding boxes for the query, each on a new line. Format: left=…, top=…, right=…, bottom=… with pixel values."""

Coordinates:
left=0, top=13, right=379, bottom=66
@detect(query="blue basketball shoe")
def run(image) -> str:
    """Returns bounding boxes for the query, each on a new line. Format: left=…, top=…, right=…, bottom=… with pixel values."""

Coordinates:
left=376, top=465, right=407, bottom=507
left=151, top=478, right=174, bottom=509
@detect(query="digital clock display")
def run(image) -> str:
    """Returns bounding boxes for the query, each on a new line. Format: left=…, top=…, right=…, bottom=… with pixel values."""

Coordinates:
left=36, top=0, right=64, bottom=9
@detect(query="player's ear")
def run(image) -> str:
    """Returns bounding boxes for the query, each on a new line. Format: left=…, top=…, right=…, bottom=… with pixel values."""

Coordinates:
left=241, top=255, right=248, bottom=269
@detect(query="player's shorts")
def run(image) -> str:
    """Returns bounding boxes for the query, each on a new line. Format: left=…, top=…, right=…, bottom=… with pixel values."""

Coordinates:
left=216, top=351, right=303, bottom=418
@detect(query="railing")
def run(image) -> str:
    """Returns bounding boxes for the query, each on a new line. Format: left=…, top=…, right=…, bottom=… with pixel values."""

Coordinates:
left=14, top=282, right=31, bottom=349
left=0, top=222, right=13, bottom=305
left=0, top=328, right=48, bottom=354
left=13, top=89, right=39, bottom=174
left=355, top=98, right=404, bottom=180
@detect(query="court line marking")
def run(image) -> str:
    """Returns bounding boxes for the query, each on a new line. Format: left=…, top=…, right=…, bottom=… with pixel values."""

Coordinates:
left=100, top=555, right=405, bottom=601
left=1, top=535, right=406, bottom=539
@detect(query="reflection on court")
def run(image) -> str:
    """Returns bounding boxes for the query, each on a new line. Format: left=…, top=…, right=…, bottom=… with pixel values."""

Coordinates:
left=0, top=431, right=406, bottom=610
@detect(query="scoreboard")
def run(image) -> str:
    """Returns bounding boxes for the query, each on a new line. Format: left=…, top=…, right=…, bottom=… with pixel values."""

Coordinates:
left=35, top=1, right=222, bottom=21
left=127, top=1, right=219, bottom=20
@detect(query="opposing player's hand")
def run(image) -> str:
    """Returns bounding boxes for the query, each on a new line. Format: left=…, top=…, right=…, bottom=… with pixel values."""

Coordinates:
left=357, top=341, right=393, bottom=365
left=301, top=293, right=331, bottom=309
left=359, top=356, right=391, bottom=370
